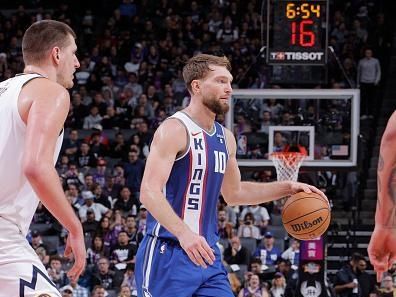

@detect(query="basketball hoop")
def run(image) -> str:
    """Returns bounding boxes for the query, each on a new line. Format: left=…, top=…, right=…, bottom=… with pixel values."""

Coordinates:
left=270, top=152, right=306, bottom=182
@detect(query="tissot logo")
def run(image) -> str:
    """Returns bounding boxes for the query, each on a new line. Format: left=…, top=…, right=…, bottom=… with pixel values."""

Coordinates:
left=270, top=52, right=324, bottom=61
left=291, top=216, right=323, bottom=232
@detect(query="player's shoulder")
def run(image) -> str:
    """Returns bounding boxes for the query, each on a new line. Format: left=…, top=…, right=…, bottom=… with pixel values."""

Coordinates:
left=23, top=77, right=70, bottom=101
left=158, top=116, right=188, bottom=135
left=152, top=116, right=188, bottom=148
left=221, top=126, right=234, bottom=139
left=222, top=126, right=236, bottom=152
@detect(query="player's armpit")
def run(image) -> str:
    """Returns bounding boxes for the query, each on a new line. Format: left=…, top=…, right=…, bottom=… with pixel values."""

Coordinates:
left=221, top=128, right=242, bottom=205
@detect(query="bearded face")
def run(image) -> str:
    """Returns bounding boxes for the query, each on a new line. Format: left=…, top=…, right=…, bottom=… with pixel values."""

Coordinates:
left=202, top=93, right=230, bottom=115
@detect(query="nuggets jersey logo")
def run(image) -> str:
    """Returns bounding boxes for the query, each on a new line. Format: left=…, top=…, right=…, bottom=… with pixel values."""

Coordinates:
left=146, top=111, right=229, bottom=246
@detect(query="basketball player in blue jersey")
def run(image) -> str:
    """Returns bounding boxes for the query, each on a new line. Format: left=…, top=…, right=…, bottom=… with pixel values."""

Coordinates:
left=135, top=54, right=327, bottom=297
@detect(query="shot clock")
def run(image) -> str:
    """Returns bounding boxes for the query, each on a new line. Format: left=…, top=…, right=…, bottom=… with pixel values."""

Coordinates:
left=267, top=0, right=329, bottom=65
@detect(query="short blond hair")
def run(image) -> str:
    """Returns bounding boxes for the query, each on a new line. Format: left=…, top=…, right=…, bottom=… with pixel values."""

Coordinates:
left=182, top=54, right=231, bottom=92
left=22, top=20, right=76, bottom=65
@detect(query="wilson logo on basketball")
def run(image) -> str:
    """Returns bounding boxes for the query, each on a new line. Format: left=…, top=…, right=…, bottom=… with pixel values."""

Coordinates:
left=290, top=216, right=323, bottom=232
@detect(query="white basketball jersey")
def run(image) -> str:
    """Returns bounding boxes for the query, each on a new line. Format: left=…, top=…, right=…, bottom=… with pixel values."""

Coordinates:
left=0, top=74, right=64, bottom=236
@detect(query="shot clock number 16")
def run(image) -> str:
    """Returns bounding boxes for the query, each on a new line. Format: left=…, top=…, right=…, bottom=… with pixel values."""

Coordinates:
left=267, top=0, right=329, bottom=65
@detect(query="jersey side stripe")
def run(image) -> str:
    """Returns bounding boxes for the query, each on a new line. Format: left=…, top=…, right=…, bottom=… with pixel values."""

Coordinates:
left=180, top=149, right=192, bottom=220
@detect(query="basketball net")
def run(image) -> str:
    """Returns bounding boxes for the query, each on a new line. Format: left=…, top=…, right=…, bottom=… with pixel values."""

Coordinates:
left=270, top=152, right=306, bottom=182
left=270, top=152, right=306, bottom=213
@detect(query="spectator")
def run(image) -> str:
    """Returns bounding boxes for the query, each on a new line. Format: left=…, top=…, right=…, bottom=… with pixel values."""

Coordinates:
left=91, top=285, right=108, bottom=297
left=82, top=174, right=95, bottom=191
left=110, top=230, right=137, bottom=271
left=238, top=212, right=261, bottom=240
left=62, top=129, right=81, bottom=160
left=60, top=285, right=74, bottom=297
left=64, top=163, right=84, bottom=189
left=334, top=253, right=364, bottom=297
left=357, top=258, right=375, bottom=297
left=113, top=186, right=139, bottom=217
left=270, top=272, right=287, bottom=297
left=281, top=239, right=300, bottom=267
left=218, top=208, right=234, bottom=240
left=124, top=150, right=145, bottom=197
left=35, top=246, right=50, bottom=267
left=87, top=235, right=105, bottom=266
left=109, top=132, right=128, bottom=159
left=83, top=209, right=100, bottom=238
left=88, top=132, right=108, bottom=158
left=78, top=190, right=111, bottom=223
left=118, top=285, right=133, bottom=297
left=250, top=258, right=266, bottom=283
left=91, top=257, right=120, bottom=291
left=103, top=173, right=123, bottom=201
left=379, top=274, right=396, bottom=297
left=83, top=106, right=103, bottom=129
left=240, top=204, right=270, bottom=234
left=102, top=106, right=122, bottom=129
left=357, top=48, right=381, bottom=118
left=92, top=183, right=112, bottom=209
left=96, top=216, right=122, bottom=255
left=238, top=273, right=268, bottom=297
left=67, top=277, right=89, bottom=297
left=259, top=111, right=275, bottom=134
left=224, top=235, right=251, bottom=266
left=47, top=255, right=68, bottom=289
left=124, top=215, right=143, bottom=246
left=253, top=232, right=282, bottom=269
left=121, top=263, right=137, bottom=294
left=76, top=143, right=97, bottom=170
left=125, top=73, right=143, bottom=98
left=30, top=230, right=47, bottom=251
left=90, top=159, right=110, bottom=187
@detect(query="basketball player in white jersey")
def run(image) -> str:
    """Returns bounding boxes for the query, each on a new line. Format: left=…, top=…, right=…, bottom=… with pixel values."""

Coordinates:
left=0, top=20, right=85, bottom=296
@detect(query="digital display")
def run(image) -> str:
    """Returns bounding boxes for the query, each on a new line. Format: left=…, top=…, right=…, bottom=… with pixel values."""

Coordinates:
left=267, top=0, right=328, bottom=65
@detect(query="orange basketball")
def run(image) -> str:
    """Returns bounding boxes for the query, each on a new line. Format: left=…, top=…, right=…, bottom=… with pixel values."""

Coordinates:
left=282, top=191, right=331, bottom=240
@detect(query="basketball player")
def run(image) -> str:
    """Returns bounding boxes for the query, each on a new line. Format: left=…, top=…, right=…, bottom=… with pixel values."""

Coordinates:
left=135, top=54, right=327, bottom=297
left=0, top=20, right=85, bottom=296
left=368, top=111, right=396, bottom=281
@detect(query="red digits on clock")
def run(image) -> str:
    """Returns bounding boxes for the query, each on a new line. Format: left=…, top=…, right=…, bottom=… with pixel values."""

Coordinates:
left=291, top=20, right=315, bottom=47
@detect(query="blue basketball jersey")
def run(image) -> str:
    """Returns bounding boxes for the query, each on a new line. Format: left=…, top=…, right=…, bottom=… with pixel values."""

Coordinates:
left=146, top=111, right=229, bottom=246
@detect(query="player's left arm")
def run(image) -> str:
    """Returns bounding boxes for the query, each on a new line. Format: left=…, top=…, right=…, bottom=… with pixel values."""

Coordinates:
left=221, top=129, right=327, bottom=206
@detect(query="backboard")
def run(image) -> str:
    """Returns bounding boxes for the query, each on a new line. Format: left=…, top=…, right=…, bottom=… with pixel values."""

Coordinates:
left=226, top=89, right=359, bottom=168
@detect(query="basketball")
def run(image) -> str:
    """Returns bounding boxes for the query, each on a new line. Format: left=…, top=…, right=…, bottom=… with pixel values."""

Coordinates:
left=282, top=191, right=331, bottom=240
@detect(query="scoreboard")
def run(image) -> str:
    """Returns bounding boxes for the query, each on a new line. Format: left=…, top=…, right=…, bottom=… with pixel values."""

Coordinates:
left=267, top=0, right=329, bottom=65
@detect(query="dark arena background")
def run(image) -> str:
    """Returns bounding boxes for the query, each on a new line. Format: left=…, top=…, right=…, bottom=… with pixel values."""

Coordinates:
left=1, top=0, right=395, bottom=296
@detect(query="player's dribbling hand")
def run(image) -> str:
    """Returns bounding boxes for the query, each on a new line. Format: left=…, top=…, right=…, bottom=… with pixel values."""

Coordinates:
left=64, top=230, right=86, bottom=282
left=290, top=181, right=329, bottom=202
left=368, top=225, right=396, bottom=282
left=178, top=228, right=215, bottom=268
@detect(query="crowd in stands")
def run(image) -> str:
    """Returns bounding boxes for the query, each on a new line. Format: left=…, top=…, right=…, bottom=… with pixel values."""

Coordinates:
left=0, top=0, right=392, bottom=296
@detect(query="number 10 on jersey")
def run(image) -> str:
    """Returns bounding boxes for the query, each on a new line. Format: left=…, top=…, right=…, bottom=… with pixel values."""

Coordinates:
left=214, top=151, right=226, bottom=174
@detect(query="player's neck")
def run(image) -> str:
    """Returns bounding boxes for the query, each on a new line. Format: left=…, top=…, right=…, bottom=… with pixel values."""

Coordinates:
left=24, top=65, right=54, bottom=81
left=185, top=100, right=216, bottom=132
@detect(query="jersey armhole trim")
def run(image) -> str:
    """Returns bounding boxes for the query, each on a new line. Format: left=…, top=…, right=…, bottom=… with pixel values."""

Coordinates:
left=165, top=117, right=190, bottom=162
left=221, top=125, right=230, bottom=158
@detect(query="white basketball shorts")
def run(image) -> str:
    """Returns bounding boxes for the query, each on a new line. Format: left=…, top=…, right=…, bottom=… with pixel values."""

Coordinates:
left=0, top=217, right=61, bottom=297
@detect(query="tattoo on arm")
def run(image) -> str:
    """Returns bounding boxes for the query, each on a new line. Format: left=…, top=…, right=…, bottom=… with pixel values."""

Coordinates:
left=384, top=208, right=396, bottom=227
left=377, top=155, right=384, bottom=207
left=385, top=167, right=396, bottom=226
left=388, top=167, right=396, bottom=203
left=378, top=155, right=384, bottom=171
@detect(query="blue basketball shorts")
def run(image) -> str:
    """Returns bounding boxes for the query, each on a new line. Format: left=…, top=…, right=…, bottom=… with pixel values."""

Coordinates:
left=135, top=235, right=234, bottom=297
